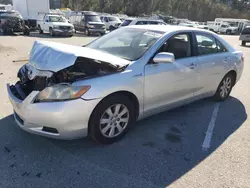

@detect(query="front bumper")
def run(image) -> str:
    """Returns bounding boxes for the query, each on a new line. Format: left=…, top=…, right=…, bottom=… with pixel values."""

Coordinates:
left=88, top=28, right=106, bottom=34
left=7, top=84, right=100, bottom=140
left=52, top=29, right=74, bottom=36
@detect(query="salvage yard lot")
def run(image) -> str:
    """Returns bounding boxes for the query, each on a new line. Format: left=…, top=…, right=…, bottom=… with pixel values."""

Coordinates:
left=0, top=33, right=250, bottom=188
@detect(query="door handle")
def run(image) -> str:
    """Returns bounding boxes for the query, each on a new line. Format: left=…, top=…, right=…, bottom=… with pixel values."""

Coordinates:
left=188, top=63, right=196, bottom=69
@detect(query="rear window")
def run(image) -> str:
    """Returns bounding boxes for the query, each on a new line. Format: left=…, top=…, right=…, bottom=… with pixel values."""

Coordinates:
left=242, top=28, right=250, bottom=34
left=121, top=20, right=132, bottom=26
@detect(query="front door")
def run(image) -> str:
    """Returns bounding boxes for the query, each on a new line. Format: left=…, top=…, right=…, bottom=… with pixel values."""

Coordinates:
left=144, top=32, right=198, bottom=115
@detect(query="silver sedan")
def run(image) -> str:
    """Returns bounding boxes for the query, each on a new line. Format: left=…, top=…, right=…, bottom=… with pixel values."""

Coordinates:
left=7, top=25, right=244, bottom=144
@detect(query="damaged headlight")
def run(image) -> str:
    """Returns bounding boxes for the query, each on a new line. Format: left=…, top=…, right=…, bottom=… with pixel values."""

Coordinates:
left=36, top=84, right=91, bottom=102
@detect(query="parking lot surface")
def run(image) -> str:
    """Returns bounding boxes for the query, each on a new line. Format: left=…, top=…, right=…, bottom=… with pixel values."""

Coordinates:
left=0, top=33, right=249, bottom=188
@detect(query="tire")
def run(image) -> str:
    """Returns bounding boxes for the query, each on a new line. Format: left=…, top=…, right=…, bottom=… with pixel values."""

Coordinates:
left=85, top=28, right=90, bottom=36
left=49, top=28, right=54, bottom=36
left=213, top=73, right=235, bottom=101
left=109, top=25, right=115, bottom=32
left=226, top=30, right=231, bottom=35
left=23, top=25, right=30, bottom=36
left=38, top=25, right=43, bottom=34
left=242, top=41, right=246, bottom=46
left=89, top=95, right=136, bottom=144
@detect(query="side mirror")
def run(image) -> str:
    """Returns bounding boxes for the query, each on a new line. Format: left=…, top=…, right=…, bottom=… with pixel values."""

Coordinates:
left=153, top=52, right=175, bottom=64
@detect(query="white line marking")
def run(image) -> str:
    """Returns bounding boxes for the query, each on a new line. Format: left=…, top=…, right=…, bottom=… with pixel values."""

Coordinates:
left=202, top=103, right=221, bottom=151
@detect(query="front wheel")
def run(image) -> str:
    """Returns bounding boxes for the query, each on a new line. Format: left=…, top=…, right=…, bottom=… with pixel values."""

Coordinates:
left=89, top=95, right=136, bottom=144
left=85, top=28, right=90, bottom=36
left=38, top=25, right=43, bottom=34
left=226, top=30, right=231, bottom=35
left=242, top=41, right=246, bottom=46
left=49, top=28, right=54, bottom=36
left=213, top=73, right=235, bottom=101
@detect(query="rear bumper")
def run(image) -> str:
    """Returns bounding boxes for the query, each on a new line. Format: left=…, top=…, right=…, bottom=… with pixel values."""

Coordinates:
left=7, top=84, right=101, bottom=140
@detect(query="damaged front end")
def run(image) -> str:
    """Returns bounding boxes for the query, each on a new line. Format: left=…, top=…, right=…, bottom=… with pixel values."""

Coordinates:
left=9, top=41, right=129, bottom=101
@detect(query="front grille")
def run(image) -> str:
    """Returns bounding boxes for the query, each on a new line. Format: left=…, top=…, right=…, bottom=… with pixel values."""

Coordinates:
left=93, top=24, right=104, bottom=29
left=14, top=112, right=24, bottom=125
left=59, top=26, right=71, bottom=30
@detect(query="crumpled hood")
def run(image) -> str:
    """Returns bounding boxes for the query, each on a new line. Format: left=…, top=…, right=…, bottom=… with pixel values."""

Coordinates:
left=28, top=41, right=130, bottom=72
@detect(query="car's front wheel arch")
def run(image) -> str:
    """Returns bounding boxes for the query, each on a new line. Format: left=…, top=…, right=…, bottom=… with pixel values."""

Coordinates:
left=87, top=91, right=140, bottom=139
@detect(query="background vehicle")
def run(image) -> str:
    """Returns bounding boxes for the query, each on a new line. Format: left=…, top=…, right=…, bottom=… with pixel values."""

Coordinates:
left=215, top=18, right=250, bottom=34
left=0, top=10, right=30, bottom=35
left=101, top=15, right=122, bottom=31
left=69, top=11, right=106, bottom=36
left=13, top=0, right=50, bottom=29
left=37, top=13, right=74, bottom=37
left=208, top=21, right=238, bottom=34
left=120, top=18, right=167, bottom=27
left=240, top=26, right=250, bottom=46
left=7, top=26, right=243, bottom=144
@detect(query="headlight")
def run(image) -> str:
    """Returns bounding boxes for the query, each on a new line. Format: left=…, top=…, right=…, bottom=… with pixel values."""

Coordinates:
left=36, top=84, right=91, bottom=102
left=53, top=25, right=60, bottom=29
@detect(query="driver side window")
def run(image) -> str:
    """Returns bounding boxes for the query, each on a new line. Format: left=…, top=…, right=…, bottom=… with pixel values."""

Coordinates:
left=159, top=33, right=192, bottom=59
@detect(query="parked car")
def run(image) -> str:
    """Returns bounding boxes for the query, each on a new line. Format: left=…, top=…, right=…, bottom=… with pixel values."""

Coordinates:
left=69, top=11, right=106, bottom=36
left=240, top=26, right=250, bottom=46
left=37, top=13, right=74, bottom=37
left=208, top=21, right=238, bottom=34
left=120, top=18, right=167, bottom=27
left=101, top=15, right=122, bottom=31
left=7, top=25, right=244, bottom=144
left=0, top=10, right=29, bottom=35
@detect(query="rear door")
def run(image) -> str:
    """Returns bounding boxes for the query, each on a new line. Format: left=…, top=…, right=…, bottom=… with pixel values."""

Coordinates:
left=193, top=32, right=230, bottom=96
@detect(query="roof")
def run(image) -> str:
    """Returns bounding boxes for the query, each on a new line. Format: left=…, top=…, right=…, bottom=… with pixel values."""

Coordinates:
left=127, top=25, right=213, bottom=34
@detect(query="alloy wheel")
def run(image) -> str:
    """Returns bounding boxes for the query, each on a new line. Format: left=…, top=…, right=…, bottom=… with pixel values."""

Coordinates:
left=219, top=77, right=232, bottom=98
left=99, top=104, right=130, bottom=138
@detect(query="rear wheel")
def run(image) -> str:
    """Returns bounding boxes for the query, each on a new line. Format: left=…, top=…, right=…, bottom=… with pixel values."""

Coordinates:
left=213, top=73, right=235, bottom=101
left=242, top=41, right=246, bottom=46
left=90, top=95, right=135, bottom=144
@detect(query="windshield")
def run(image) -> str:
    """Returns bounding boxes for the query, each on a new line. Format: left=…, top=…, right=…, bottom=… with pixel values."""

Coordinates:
left=87, top=28, right=164, bottom=61
left=121, top=19, right=133, bottom=26
left=242, top=28, right=250, bottom=34
left=108, top=16, right=120, bottom=22
left=49, top=16, right=66, bottom=22
left=86, top=15, right=101, bottom=22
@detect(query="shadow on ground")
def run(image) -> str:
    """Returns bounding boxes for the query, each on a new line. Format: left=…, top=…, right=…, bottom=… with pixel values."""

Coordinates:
left=0, top=97, right=247, bottom=188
